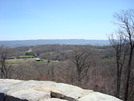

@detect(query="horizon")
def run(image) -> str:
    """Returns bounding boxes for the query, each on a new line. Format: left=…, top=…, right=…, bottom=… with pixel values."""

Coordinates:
left=0, top=39, right=109, bottom=41
left=0, top=39, right=110, bottom=47
left=0, top=0, right=133, bottom=41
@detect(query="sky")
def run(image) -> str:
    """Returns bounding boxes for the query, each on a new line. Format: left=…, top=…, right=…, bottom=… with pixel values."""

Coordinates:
left=0, top=0, right=133, bottom=41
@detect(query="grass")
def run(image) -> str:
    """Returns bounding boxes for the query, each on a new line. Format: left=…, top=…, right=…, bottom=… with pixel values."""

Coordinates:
left=7, top=58, right=36, bottom=64
left=7, top=57, right=59, bottom=65
left=20, top=55, right=35, bottom=58
left=37, top=61, right=44, bottom=63
left=26, top=48, right=32, bottom=52
left=7, top=58, right=50, bottom=63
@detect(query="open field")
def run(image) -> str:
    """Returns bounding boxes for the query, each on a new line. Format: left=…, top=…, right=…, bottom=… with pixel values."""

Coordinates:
left=6, top=58, right=58, bottom=64
left=7, top=58, right=36, bottom=64
left=19, top=55, right=35, bottom=58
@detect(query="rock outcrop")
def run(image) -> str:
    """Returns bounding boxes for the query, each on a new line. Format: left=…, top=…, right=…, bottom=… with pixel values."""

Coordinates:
left=0, top=79, right=122, bottom=101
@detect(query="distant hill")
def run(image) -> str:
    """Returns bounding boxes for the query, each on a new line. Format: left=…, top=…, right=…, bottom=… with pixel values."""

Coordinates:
left=0, top=39, right=110, bottom=47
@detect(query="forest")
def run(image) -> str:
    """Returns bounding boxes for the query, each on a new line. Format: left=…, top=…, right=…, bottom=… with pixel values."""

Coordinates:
left=0, top=44, right=133, bottom=101
left=0, top=9, right=134, bottom=101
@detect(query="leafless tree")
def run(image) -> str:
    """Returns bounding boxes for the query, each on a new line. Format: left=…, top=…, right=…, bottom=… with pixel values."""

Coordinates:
left=71, top=46, right=92, bottom=86
left=0, top=46, right=12, bottom=79
left=30, top=62, right=49, bottom=80
left=110, top=9, right=134, bottom=101
left=108, top=32, right=128, bottom=98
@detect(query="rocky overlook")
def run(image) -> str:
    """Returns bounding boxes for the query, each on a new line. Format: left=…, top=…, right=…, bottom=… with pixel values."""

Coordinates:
left=0, top=79, right=122, bottom=101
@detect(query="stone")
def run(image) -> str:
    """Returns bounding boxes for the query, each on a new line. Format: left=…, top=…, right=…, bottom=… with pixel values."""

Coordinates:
left=46, top=83, right=93, bottom=100
left=51, top=91, right=78, bottom=101
left=0, top=79, right=22, bottom=87
left=0, top=80, right=55, bottom=94
left=0, top=79, right=122, bottom=101
left=41, top=98, right=68, bottom=101
left=9, top=89, right=50, bottom=101
left=78, top=92, right=122, bottom=101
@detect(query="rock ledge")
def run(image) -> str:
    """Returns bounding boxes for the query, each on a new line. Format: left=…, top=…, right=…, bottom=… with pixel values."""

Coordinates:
left=0, top=79, right=122, bottom=101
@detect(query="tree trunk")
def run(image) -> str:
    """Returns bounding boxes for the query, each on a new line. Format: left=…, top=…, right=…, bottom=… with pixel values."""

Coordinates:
left=77, top=72, right=81, bottom=86
left=116, top=70, right=121, bottom=98
left=124, top=49, right=133, bottom=101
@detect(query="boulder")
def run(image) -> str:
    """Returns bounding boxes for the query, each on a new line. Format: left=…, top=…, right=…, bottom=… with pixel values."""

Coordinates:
left=9, top=89, right=50, bottom=101
left=0, top=79, right=122, bottom=101
left=48, top=83, right=93, bottom=101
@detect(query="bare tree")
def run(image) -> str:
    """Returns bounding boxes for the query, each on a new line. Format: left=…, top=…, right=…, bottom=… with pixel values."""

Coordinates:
left=47, top=62, right=56, bottom=81
left=0, top=46, right=12, bottom=79
left=32, top=62, right=49, bottom=80
left=110, top=9, right=134, bottom=101
left=71, top=46, right=92, bottom=86
left=108, top=32, right=128, bottom=98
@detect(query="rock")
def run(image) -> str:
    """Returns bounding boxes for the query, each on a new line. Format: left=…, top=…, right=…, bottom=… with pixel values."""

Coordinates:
left=49, top=83, right=93, bottom=97
left=47, top=83, right=93, bottom=101
left=9, top=89, right=50, bottom=101
left=0, top=79, right=122, bottom=101
left=0, top=80, right=55, bottom=94
left=41, top=98, right=68, bottom=101
left=51, top=91, right=78, bottom=101
left=78, top=92, right=122, bottom=101
left=0, top=79, right=22, bottom=87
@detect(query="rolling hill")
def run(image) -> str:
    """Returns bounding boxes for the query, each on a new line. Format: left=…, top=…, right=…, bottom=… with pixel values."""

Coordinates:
left=0, top=39, right=110, bottom=47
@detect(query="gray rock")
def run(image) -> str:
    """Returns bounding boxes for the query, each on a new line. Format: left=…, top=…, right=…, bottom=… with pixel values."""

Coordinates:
left=0, top=79, right=122, bottom=101
left=46, top=83, right=93, bottom=100
left=78, top=92, right=122, bottom=101
left=10, top=89, right=50, bottom=101
left=0, top=79, right=22, bottom=87
left=51, top=91, right=77, bottom=101
left=0, top=80, right=55, bottom=93
left=41, top=98, right=68, bottom=101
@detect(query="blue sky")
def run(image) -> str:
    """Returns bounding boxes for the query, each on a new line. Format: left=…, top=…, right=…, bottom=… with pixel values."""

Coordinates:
left=0, top=0, right=133, bottom=40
